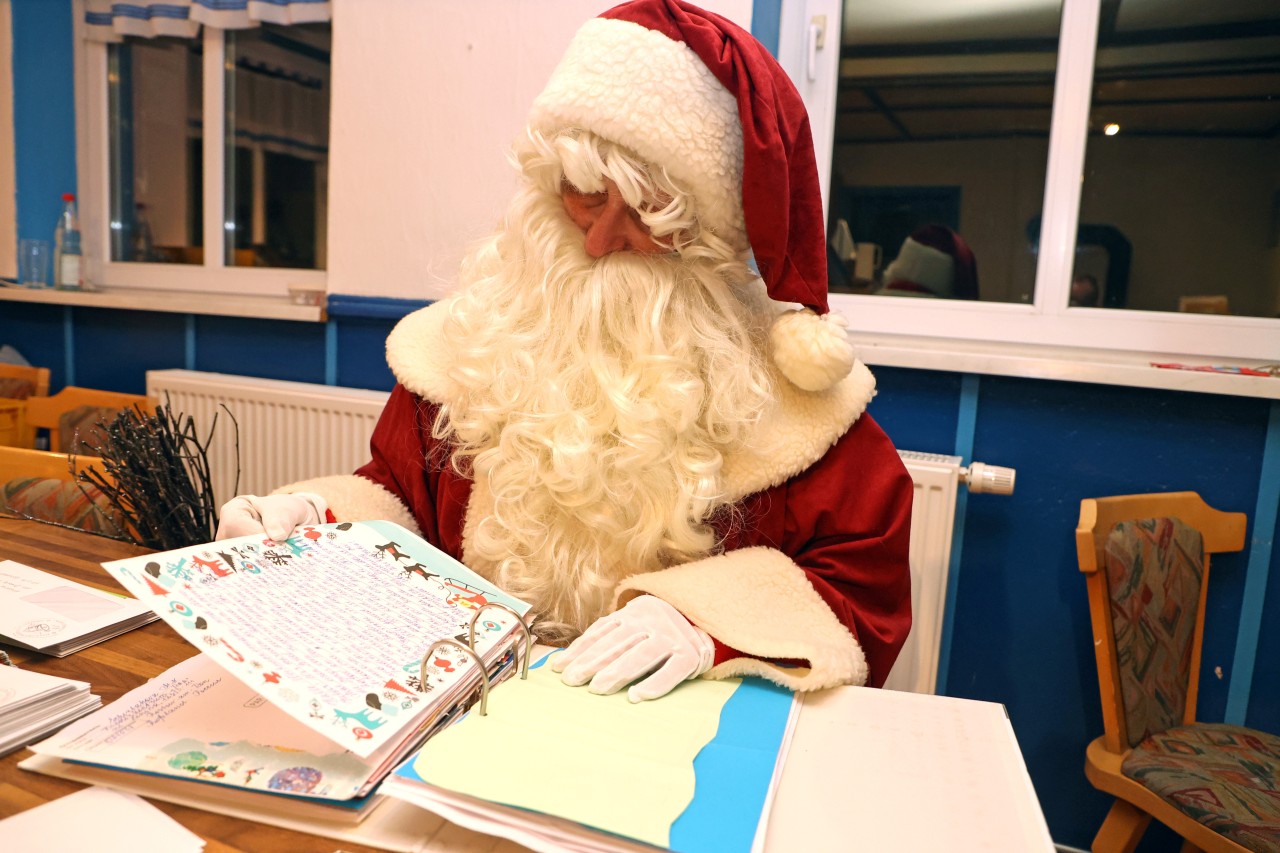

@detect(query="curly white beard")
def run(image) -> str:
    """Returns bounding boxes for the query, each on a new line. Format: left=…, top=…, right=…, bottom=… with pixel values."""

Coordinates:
left=435, top=185, right=776, bottom=644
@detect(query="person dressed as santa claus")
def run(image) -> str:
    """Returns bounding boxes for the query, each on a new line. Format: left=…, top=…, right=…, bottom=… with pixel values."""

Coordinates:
left=217, top=0, right=913, bottom=703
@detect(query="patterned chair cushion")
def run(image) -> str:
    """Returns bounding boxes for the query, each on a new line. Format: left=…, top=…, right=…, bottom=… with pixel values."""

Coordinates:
left=1123, top=723, right=1280, bottom=850
left=0, top=377, right=35, bottom=399
left=1105, top=517, right=1205, bottom=747
left=3, top=476, right=124, bottom=535
left=56, top=405, right=122, bottom=455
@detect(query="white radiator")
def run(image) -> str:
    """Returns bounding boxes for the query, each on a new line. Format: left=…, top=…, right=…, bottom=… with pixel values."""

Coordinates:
left=145, top=370, right=389, bottom=504
left=887, top=450, right=1015, bottom=695
left=145, top=370, right=1013, bottom=696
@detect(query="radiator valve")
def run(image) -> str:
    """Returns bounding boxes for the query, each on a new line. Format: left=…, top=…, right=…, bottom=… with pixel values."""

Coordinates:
left=963, top=462, right=1016, bottom=495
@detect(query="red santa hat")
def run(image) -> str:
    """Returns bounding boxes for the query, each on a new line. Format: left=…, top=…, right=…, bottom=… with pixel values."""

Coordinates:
left=529, top=0, right=854, bottom=393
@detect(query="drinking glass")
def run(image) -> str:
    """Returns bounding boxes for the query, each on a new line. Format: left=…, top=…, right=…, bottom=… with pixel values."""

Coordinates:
left=18, top=238, right=51, bottom=288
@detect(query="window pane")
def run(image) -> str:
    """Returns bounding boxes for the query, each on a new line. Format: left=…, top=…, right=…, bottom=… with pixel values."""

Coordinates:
left=1075, top=3, right=1280, bottom=316
left=829, top=1, right=1062, bottom=303
left=224, top=22, right=331, bottom=269
left=108, top=37, right=202, bottom=264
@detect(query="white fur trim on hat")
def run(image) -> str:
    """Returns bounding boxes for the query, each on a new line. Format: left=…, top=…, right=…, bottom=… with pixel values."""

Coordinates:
left=883, top=236, right=955, bottom=297
left=769, top=309, right=855, bottom=392
left=529, top=17, right=744, bottom=238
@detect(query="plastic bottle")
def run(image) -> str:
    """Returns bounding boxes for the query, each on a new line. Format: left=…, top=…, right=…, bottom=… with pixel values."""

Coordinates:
left=54, top=193, right=83, bottom=290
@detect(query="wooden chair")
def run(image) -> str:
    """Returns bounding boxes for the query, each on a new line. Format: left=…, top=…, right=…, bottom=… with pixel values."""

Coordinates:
left=23, top=386, right=151, bottom=454
left=0, top=445, right=122, bottom=534
left=0, top=363, right=51, bottom=398
left=0, top=363, right=51, bottom=447
left=1077, top=492, right=1280, bottom=852
left=0, top=445, right=110, bottom=483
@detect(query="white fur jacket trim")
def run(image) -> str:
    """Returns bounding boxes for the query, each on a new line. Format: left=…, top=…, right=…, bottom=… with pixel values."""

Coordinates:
left=615, top=547, right=868, bottom=690
left=288, top=300, right=881, bottom=691
left=386, top=298, right=876, bottom=501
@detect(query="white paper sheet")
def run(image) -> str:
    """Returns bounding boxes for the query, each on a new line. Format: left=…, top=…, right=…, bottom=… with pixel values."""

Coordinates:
left=0, top=786, right=205, bottom=853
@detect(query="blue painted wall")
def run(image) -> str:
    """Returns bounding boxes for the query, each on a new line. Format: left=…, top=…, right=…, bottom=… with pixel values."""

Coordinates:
left=5, top=6, right=1279, bottom=851
left=12, top=0, right=78, bottom=250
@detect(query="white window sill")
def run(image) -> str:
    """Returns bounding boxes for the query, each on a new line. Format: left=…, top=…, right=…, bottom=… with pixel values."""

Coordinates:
left=3, top=284, right=1275, bottom=399
left=0, top=284, right=324, bottom=322
left=852, top=332, right=1280, bottom=400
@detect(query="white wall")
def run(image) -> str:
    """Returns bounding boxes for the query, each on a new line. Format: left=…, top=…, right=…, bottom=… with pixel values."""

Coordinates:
left=326, top=0, right=752, bottom=301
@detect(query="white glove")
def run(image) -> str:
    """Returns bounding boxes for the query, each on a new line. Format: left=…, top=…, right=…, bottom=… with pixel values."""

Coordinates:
left=215, top=492, right=328, bottom=541
left=551, top=594, right=715, bottom=703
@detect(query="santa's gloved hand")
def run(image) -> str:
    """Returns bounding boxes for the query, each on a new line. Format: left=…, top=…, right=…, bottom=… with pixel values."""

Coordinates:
left=215, top=492, right=328, bottom=541
left=551, top=594, right=715, bottom=703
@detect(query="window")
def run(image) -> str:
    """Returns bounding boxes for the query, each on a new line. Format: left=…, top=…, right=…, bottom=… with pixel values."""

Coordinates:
left=818, top=0, right=1279, bottom=361
left=82, top=18, right=330, bottom=299
left=828, top=0, right=1059, bottom=305
left=1076, top=5, right=1279, bottom=319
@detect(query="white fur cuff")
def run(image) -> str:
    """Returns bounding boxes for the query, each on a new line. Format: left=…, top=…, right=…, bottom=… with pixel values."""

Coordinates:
left=770, top=309, right=856, bottom=392
left=276, top=474, right=420, bottom=534
left=614, top=546, right=867, bottom=691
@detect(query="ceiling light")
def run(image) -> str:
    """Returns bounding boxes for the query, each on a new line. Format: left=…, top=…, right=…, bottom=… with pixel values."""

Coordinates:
left=1103, top=123, right=1120, bottom=136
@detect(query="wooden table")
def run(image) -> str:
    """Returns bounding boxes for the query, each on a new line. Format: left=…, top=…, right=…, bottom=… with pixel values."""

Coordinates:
left=0, top=517, right=1057, bottom=852
left=0, top=517, right=391, bottom=853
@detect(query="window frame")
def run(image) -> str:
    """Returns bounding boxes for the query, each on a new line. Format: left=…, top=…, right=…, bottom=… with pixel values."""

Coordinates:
left=817, top=0, right=1277, bottom=363
left=77, top=18, right=327, bottom=300
left=65, top=0, right=1278, bottom=360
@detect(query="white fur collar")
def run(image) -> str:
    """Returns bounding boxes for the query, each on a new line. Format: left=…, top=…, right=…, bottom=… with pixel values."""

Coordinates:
left=385, top=299, right=875, bottom=501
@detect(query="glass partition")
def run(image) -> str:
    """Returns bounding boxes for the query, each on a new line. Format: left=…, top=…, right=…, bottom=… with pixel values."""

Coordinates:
left=1075, top=2, right=1280, bottom=317
left=106, top=22, right=330, bottom=272
left=108, top=37, right=203, bottom=264
left=829, top=0, right=1064, bottom=304
left=224, top=22, right=331, bottom=270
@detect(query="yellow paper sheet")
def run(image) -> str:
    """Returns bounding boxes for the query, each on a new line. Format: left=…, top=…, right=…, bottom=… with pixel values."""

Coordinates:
left=410, top=658, right=739, bottom=847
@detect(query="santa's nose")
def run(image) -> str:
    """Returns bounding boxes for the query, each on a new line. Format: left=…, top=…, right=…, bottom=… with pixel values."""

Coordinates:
left=562, top=180, right=667, bottom=258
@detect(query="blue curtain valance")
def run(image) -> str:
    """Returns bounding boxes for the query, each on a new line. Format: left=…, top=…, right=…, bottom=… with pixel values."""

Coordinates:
left=85, top=1, right=331, bottom=41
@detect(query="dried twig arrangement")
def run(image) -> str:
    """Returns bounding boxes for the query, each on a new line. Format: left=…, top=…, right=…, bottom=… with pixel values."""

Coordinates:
left=73, top=398, right=240, bottom=549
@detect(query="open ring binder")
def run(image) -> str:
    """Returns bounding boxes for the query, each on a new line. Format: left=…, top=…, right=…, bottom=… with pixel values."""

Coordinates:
left=469, top=602, right=533, bottom=680
left=418, top=605, right=533, bottom=717
left=419, top=639, right=490, bottom=716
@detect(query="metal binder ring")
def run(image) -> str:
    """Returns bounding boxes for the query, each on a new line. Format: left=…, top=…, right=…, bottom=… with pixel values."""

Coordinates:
left=419, top=638, right=490, bottom=716
left=468, top=602, right=533, bottom=679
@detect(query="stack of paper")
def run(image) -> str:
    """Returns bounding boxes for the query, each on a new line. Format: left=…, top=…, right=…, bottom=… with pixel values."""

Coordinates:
left=0, top=559, right=156, bottom=656
left=0, top=663, right=100, bottom=757
left=380, top=653, right=799, bottom=853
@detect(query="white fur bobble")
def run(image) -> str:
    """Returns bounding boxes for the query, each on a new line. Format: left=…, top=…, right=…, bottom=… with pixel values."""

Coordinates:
left=769, top=309, right=856, bottom=392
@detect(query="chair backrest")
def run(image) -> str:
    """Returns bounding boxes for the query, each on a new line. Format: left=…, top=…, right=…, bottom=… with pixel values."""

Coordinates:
left=1077, top=492, right=1246, bottom=753
left=0, top=445, right=110, bottom=483
left=0, top=363, right=51, bottom=399
left=23, top=386, right=151, bottom=454
left=0, top=446, right=122, bottom=534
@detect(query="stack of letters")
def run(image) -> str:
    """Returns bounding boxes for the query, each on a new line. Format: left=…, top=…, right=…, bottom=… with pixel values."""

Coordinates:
left=0, top=664, right=99, bottom=757
left=0, top=559, right=156, bottom=656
